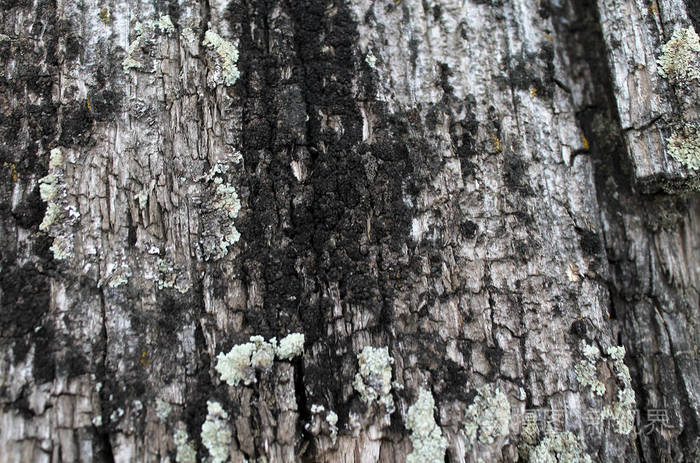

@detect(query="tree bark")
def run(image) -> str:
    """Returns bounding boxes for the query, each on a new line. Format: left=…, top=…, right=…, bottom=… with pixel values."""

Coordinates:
left=0, top=0, right=698, bottom=462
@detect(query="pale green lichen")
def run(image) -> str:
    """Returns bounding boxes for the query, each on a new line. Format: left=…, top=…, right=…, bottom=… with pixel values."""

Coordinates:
left=216, top=341, right=257, bottom=387
left=365, top=51, right=377, bottom=69
left=155, top=398, right=172, bottom=420
left=156, top=258, right=175, bottom=289
left=202, top=163, right=242, bottom=260
left=155, top=15, right=174, bottom=35
left=574, top=342, right=606, bottom=396
left=38, top=171, right=60, bottom=235
left=250, top=335, right=277, bottom=369
left=173, top=428, right=197, bottom=463
left=39, top=174, right=58, bottom=203
left=406, top=388, right=449, bottom=463
left=108, top=273, right=129, bottom=288
left=518, top=416, right=540, bottom=460
left=216, top=334, right=304, bottom=386
left=174, top=281, right=191, bottom=293
left=153, top=257, right=191, bottom=292
left=201, top=401, right=231, bottom=463
left=277, top=332, right=305, bottom=360
left=122, top=56, right=143, bottom=71
left=327, top=410, right=339, bottom=444
left=181, top=27, right=196, bottom=44
left=49, top=231, right=72, bottom=260
left=602, top=346, right=636, bottom=435
left=38, top=148, right=74, bottom=260
left=309, top=404, right=338, bottom=444
left=123, top=16, right=174, bottom=73
left=463, top=384, right=511, bottom=447
left=353, top=346, right=395, bottom=413
left=122, top=24, right=144, bottom=72
left=202, top=30, right=240, bottom=86
left=657, top=26, right=700, bottom=84
left=134, top=190, right=148, bottom=209
left=575, top=342, right=636, bottom=435
left=48, top=147, right=63, bottom=168
left=666, top=125, right=700, bottom=170
left=212, top=179, right=242, bottom=223
left=40, top=203, right=61, bottom=231
left=311, top=404, right=325, bottom=414
left=528, top=431, right=592, bottom=463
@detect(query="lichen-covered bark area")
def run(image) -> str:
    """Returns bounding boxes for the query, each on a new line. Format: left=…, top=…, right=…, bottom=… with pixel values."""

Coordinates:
left=0, top=0, right=698, bottom=462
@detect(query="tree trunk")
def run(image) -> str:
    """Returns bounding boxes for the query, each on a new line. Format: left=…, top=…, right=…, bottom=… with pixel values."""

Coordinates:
left=0, top=0, right=698, bottom=461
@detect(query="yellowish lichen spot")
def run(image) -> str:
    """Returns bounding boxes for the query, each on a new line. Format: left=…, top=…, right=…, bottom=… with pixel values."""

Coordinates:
left=491, top=133, right=502, bottom=152
left=98, top=7, right=111, bottom=24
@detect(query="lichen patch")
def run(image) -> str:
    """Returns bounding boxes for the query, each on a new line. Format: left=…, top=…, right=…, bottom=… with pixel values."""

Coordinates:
left=353, top=346, right=395, bottom=414
left=527, top=431, right=592, bottom=463
left=666, top=124, right=700, bottom=170
left=463, top=383, right=511, bottom=448
left=215, top=333, right=304, bottom=387
left=201, top=401, right=232, bottom=463
left=405, top=388, right=449, bottom=463
left=657, top=26, right=700, bottom=85
left=202, top=31, right=240, bottom=87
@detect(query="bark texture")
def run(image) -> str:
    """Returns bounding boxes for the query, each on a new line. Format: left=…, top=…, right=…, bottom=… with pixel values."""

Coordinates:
left=0, top=0, right=698, bottom=462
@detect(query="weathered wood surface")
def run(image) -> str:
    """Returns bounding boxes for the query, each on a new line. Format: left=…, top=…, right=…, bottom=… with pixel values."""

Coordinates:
left=0, top=0, right=697, bottom=462
left=598, top=0, right=700, bottom=191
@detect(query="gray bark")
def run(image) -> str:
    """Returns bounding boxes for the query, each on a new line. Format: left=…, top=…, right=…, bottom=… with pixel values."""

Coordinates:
left=0, top=0, right=698, bottom=462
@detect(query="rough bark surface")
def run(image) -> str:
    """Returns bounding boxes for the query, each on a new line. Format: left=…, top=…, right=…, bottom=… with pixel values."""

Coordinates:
left=0, top=0, right=698, bottom=462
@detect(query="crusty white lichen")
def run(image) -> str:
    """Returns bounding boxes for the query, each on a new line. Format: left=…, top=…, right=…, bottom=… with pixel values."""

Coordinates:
left=277, top=332, right=305, bottom=360
left=173, top=428, right=197, bottom=463
left=574, top=342, right=606, bottom=396
left=406, top=388, right=449, bottom=463
left=666, top=124, right=700, bottom=170
left=657, top=26, right=700, bottom=84
left=528, top=431, right=592, bottom=463
left=463, top=383, right=511, bottom=448
left=202, top=30, right=240, bottom=86
left=215, top=333, right=304, bottom=386
left=353, top=346, right=395, bottom=414
left=201, top=401, right=231, bottom=463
